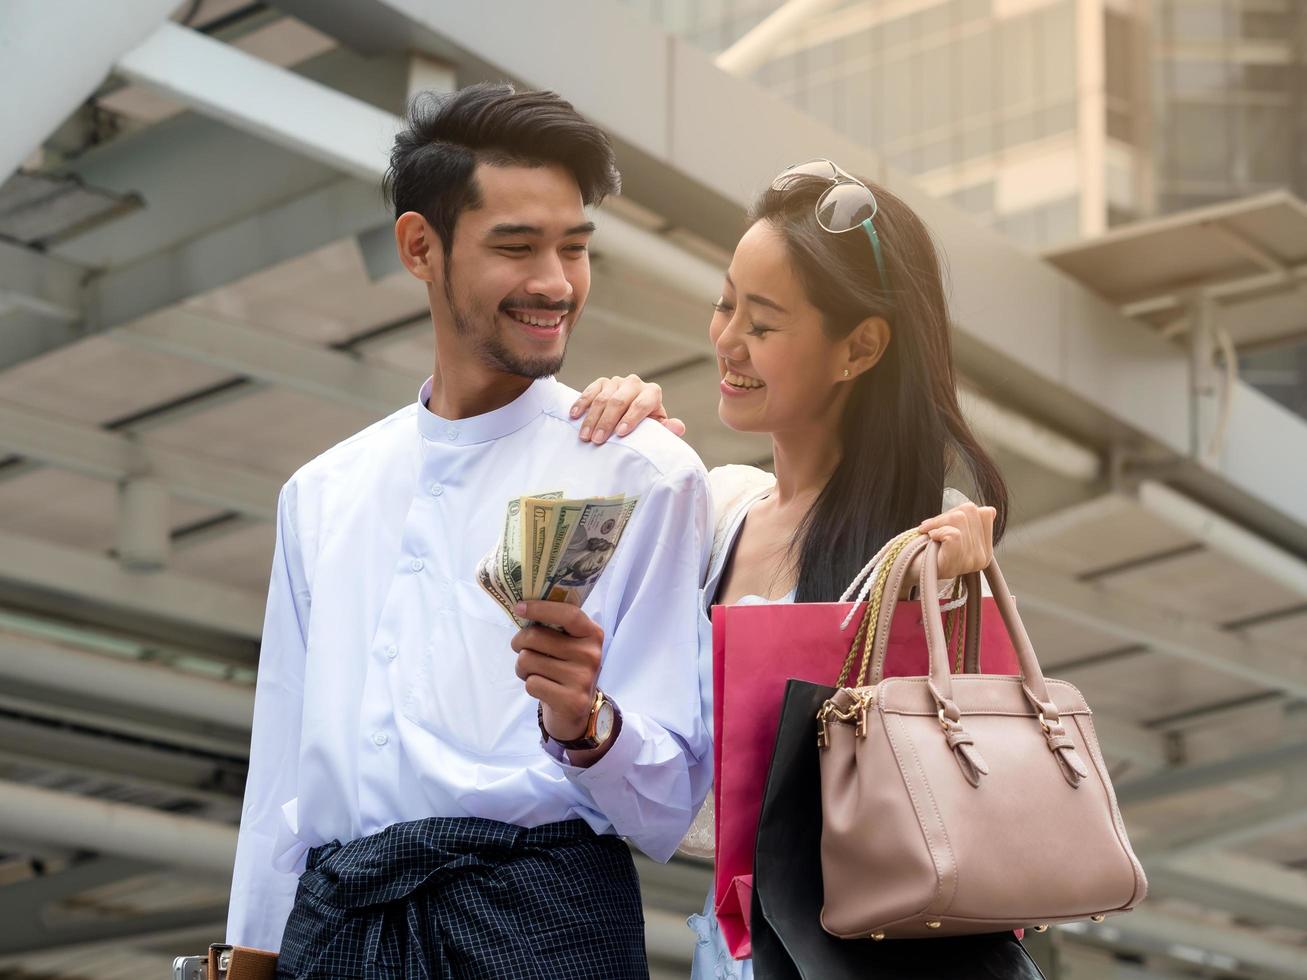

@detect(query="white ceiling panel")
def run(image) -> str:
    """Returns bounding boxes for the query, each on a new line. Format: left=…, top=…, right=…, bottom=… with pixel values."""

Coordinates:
left=0, top=470, right=214, bottom=552
left=1060, top=650, right=1268, bottom=721
left=137, top=387, right=377, bottom=476
left=1098, top=548, right=1305, bottom=626
left=1239, top=609, right=1307, bottom=649
left=184, top=239, right=423, bottom=347
left=170, top=521, right=277, bottom=594
left=1003, top=493, right=1196, bottom=577
left=0, top=336, right=231, bottom=425
left=1013, top=604, right=1133, bottom=668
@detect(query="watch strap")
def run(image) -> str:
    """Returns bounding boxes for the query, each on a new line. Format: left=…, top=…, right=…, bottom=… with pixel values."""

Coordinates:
left=539, top=690, right=615, bottom=750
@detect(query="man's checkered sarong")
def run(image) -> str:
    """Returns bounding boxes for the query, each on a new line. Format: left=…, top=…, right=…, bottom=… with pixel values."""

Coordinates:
left=275, top=816, right=648, bottom=980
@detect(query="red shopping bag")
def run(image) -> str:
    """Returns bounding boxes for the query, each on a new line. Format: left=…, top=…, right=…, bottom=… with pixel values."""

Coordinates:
left=711, top=598, right=1019, bottom=959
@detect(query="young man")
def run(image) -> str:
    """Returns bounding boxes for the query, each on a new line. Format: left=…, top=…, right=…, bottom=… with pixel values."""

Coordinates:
left=226, top=84, right=712, bottom=978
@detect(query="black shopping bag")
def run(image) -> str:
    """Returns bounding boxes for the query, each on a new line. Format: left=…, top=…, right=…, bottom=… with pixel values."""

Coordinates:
left=750, top=679, right=1048, bottom=980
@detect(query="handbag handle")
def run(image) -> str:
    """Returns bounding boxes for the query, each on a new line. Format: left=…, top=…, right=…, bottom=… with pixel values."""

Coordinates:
left=863, top=534, right=982, bottom=686
left=838, top=528, right=982, bottom=689
left=919, top=541, right=1090, bottom=787
left=835, top=532, right=914, bottom=688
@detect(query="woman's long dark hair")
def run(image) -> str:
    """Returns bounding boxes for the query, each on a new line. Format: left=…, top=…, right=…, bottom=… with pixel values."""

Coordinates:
left=749, top=176, right=1009, bottom=603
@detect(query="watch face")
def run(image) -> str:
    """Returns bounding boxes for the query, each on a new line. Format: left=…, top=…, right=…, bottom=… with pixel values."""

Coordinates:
left=595, top=701, right=615, bottom=742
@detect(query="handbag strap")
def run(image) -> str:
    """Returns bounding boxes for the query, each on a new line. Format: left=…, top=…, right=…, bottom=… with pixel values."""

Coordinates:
left=918, top=541, right=1090, bottom=787
left=838, top=529, right=986, bottom=688
left=835, top=530, right=916, bottom=688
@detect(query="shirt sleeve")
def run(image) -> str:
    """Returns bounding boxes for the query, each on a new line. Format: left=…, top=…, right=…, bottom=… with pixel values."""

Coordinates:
left=543, top=464, right=714, bottom=862
left=225, top=483, right=309, bottom=952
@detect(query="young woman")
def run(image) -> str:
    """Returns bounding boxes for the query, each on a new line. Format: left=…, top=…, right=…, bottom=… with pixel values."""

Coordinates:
left=574, top=162, right=1036, bottom=979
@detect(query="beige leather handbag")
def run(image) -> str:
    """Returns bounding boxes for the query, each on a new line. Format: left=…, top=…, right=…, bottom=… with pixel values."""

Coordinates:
left=817, top=532, right=1147, bottom=940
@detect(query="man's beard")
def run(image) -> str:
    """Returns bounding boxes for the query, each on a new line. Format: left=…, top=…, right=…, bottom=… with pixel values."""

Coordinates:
left=445, top=271, right=569, bottom=380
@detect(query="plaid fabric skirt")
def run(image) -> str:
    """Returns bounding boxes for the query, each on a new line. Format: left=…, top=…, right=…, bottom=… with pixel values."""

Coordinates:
left=275, top=816, right=648, bottom=980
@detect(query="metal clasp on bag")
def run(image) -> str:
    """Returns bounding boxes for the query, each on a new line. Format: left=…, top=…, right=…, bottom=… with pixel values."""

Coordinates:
left=817, top=689, right=875, bottom=748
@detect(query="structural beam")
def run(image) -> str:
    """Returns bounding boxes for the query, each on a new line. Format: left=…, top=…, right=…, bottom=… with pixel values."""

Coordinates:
left=1062, top=906, right=1307, bottom=979
left=714, top=0, right=846, bottom=76
left=116, top=23, right=400, bottom=184
left=958, top=387, right=1101, bottom=483
left=1002, top=554, right=1307, bottom=698
left=0, top=634, right=255, bottom=731
left=0, top=0, right=178, bottom=181
left=1139, top=479, right=1307, bottom=600
left=0, top=399, right=281, bottom=520
left=0, top=855, right=219, bottom=957
left=0, top=529, right=264, bottom=640
left=0, top=239, right=85, bottom=320
left=0, top=780, right=237, bottom=878
left=1116, top=738, right=1307, bottom=806
left=117, top=309, right=412, bottom=415
left=85, top=176, right=386, bottom=332
left=1145, top=852, right=1307, bottom=931
left=1136, top=778, right=1307, bottom=857
left=112, top=21, right=730, bottom=315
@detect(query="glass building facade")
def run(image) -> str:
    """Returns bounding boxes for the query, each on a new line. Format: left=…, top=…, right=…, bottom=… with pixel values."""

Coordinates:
left=618, top=0, right=1307, bottom=250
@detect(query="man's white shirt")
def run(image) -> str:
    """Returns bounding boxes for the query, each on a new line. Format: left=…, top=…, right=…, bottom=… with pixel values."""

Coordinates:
left=226, top=377, right=713, bottom=952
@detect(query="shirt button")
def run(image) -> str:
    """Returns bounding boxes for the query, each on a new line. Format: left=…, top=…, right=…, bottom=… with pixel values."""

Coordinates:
left=372, top=732, right=389, bottom=747
left=410, top=558, right=424, bottom=572
left=445, top=427, right=459, bottom=441
left=385, top=644, right=398, bottom=660
left=430, top=483, right=444, bottom=496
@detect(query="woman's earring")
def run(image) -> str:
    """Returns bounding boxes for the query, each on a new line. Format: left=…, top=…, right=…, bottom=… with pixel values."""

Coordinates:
left=843, top=369, right=850, bottom=378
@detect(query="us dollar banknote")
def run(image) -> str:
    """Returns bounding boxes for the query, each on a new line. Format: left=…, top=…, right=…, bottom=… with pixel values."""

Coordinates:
left=540, top=498, right=638, bottom=605
left=477, top=491, right=640, bottom=627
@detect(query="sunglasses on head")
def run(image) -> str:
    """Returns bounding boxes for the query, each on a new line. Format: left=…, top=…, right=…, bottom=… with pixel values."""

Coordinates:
left=771, top=159, right=889, bottom=288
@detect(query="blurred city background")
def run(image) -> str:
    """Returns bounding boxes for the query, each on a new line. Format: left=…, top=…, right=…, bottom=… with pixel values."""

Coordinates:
left=0, top=1, right=1303, bottom=978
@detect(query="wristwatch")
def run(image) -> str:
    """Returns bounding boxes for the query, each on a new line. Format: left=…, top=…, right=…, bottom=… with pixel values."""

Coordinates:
left=538, top=689, right=620, bottom=751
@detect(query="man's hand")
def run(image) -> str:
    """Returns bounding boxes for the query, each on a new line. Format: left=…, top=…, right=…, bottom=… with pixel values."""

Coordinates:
left=511, top=599, right=604, bottom=742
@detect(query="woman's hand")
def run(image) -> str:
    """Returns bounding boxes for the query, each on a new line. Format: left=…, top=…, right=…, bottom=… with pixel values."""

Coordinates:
left=900, top=502, right=997, bottom=597
left=569, top=374, right=686, bottom=444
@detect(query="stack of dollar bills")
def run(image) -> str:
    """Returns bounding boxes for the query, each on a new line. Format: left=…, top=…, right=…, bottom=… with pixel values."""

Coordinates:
left=477, top=491, right=640, bottom=628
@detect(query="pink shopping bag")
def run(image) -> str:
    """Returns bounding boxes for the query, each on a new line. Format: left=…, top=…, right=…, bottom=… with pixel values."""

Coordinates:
left=711, top=598, right=1019, bottom=959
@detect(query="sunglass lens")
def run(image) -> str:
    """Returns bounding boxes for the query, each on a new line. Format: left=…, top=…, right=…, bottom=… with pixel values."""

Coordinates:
left=771, top=159, right=840, bottom=191
left=816, top=182, right=877, bottom=233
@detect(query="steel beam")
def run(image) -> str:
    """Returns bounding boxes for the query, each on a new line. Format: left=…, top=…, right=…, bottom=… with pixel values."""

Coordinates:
left=0, top=780, right=238, bottom=877
left=1144, top=852, right=1307, bottom=932
left=1137, top=778, right=1307, bottom=857
left=714, top=0, right=847, bottom=76
left=117, top=308, right=412, bottom=415
left=0, top=0, right=177, bottom=181
left=85, top=176, right=386, bottom=332
left=0, top=634, right=254, bottom=731
left=0, top=529, right=263, bottom=640
left=117, top=22, right=400, bottom=184
left=1061, top=906, right=1307, bottom=979
left=113, top=21, right=730, bottom=313
left=0, top=399, right=280, bottom=520
left=1116, top=739, right=1307, bottom=805
left=0, top=239, right=85, bottom=321
left=1002, top=554, right=1307, bottom=698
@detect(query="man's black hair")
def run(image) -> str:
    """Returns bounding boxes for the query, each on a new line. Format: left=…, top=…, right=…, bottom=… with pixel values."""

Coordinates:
left=384, top=82, right=621, bottom=255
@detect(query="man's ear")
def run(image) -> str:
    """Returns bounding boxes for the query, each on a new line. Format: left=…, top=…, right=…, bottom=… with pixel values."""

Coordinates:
left=395, top=211, right=441, bottom=284
left=842, top=315, right=891, bottom=381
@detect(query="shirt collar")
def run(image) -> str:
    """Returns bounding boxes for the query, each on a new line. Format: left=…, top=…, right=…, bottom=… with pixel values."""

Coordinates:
left=416, top=376, right=556, bottom=445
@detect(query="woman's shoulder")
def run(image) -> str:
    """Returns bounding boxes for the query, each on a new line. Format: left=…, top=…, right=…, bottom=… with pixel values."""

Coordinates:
left=708, top=464, right=775, bottom=519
